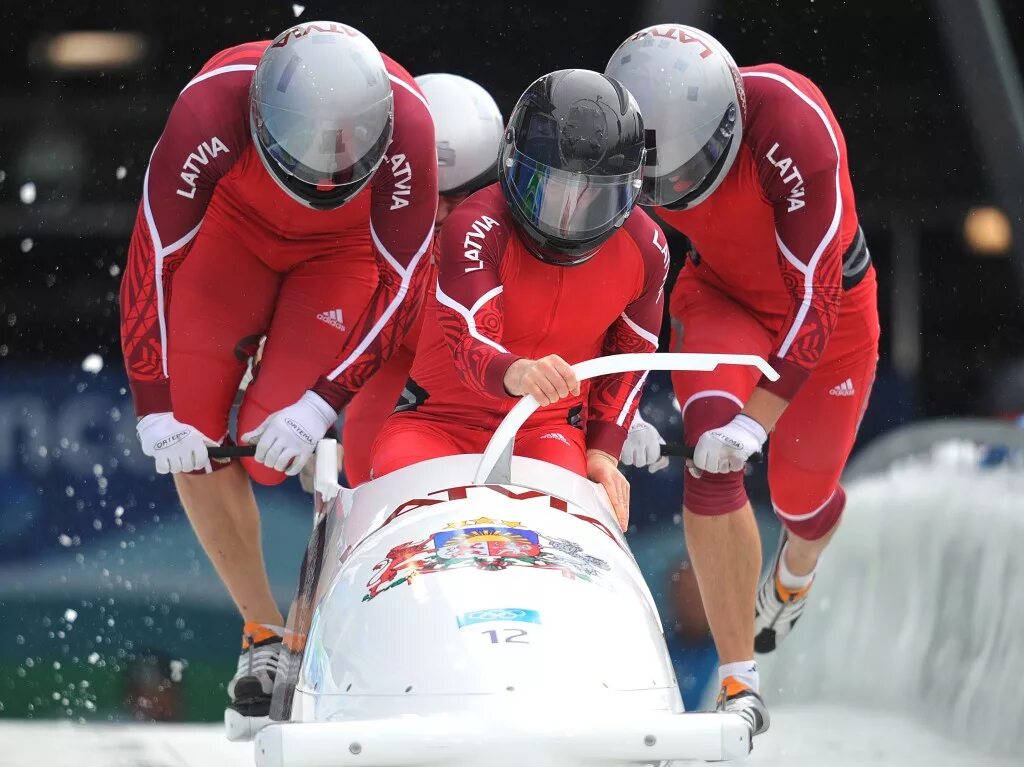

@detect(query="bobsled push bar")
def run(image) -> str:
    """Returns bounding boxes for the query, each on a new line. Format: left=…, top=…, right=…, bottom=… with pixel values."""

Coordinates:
left=210, top=441, right=762, bottom=463
left=212, top=352, right=777, bottom=473
left=475, top=352, right=778, bottom=484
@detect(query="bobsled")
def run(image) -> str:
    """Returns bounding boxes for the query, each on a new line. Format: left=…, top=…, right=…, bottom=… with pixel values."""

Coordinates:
left=236, top=353, right=777, bottom=767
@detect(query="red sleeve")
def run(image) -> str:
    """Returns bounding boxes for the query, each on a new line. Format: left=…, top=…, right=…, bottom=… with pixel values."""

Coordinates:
left=744, top=69, right=845, bottom=400
left=119, top=45, right=260, bottom=416
left=312, top=63, right=438, bottom=411
left=586, top=211, right=670, bottom=456
left=433, top=191, right=522, bottom=399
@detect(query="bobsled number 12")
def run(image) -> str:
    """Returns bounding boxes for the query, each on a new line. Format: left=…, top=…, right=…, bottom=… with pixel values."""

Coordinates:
left=482, top=629, right=530, bottom=644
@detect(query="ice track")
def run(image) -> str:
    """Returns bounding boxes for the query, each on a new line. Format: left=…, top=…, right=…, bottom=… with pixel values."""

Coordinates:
left=1, top=706, right=1014, bottom=767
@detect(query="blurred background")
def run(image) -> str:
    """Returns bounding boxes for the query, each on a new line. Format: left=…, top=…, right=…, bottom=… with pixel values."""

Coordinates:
left=1, top=0, right=1022, bottom=737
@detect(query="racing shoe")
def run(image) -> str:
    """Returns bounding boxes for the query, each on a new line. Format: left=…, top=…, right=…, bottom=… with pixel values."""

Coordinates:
left=716, top=676, right=770, bottom=738
left=754, top=531, right=813, bottom=653
left=224, top=622, right=283, bottom=741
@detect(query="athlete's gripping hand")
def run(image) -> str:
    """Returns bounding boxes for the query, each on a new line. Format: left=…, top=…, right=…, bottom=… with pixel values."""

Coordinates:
left=503, top=354, right=581, bottom=406
left=137, top=412, right=219, bottom=475
left=587, top=449, right=630, bottom=531
left=242, top=391, right=337, bottom=476
left=621, top=412, right=670, bottom=474
left=690, top=414, right=768, bottom=477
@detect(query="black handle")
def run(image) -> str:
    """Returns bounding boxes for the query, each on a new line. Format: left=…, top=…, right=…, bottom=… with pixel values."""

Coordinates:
left=660, top=442, right=763, bottom=464
left=208, top=445, right=257, bottom=459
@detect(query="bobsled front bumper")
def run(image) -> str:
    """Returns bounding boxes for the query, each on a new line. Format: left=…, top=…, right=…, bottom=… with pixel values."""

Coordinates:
left=255, top=711, right=750, bottom=766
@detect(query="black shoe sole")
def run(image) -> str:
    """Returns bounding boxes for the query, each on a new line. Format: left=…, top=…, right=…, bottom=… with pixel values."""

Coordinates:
left=228, top=696, right=271, bottom=718
left=229, top=676, right=272, bottom=717
left=754, top=628, right=778, bottom=654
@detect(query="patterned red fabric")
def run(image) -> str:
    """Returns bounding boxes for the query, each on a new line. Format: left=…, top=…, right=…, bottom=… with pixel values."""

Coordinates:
left=657, top=64, right=862, bottom=400
left=119, top=39, right=436, bottom=417
left=399, top=184, right=669, bottom=459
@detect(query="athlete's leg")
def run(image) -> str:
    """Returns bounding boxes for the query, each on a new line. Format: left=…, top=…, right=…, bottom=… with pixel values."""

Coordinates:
left=769, top=321, right=879, bottom=573
left=369, top=412, right=472, bottom=477
left=239, top=240, right=379, bottom=485
left=669, top=276, right=769, bottom=670
left=173, top=464, right=282, bottom=624
left=515, top=423, right=588, bottom=475
left=168, top=225, right=282, bottom=626
left=342, top=347, right=415, bottom=485
left=755, top=274, right=879, bottom=652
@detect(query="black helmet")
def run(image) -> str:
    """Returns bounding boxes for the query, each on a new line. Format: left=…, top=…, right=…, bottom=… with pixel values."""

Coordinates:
left=498, top=69, right=645, bottom=266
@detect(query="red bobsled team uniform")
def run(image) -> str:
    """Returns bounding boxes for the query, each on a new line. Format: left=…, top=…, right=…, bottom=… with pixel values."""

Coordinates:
left=341, top=257, right=435, bottom=485
left=119, top=40, right=437, bottom=484
left=660, top=64, right=879, bottom=536
left=369, top=185, right=670, bottom=478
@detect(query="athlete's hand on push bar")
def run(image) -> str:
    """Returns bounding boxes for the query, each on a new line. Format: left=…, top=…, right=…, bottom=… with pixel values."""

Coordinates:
left=503, top=354, right=581, bottom=406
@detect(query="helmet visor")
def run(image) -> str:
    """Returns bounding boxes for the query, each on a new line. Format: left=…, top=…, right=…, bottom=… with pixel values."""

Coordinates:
left=641, top=103, right=737, bottom=207
left=502, top=144, right=642, bottom=243
left=253, top=94, right=393, bottom=188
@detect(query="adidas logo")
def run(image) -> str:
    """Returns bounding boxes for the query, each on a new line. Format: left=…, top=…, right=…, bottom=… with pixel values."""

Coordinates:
left=317, top=309, right=345, bottom=332
left=539, top=432, right=571, bottom=446
left=828, top=378, right=855, bottom=397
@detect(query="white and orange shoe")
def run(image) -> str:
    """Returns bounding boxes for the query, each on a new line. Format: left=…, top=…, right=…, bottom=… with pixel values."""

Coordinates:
left=224, top=622, right=283, bottom=739
left=754, top=532, right=814, bottom=653
left=716, top=676, right=770, bottom=737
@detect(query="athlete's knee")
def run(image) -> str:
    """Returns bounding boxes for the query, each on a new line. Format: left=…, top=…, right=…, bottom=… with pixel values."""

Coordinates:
left=684, top=470, right=748, bottom=516
left=774, top=484, right=846, bottom=540
left=368, top=418, right=453, bottom=479
left=682, top=393, right=747, bottom=516
left=242, top=457, right=288, bottom=487
left=517, top=427, right=586, bottom=476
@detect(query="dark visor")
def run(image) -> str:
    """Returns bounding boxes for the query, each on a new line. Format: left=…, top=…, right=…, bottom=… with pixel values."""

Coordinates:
left=502, top=145, right=642, bottom=242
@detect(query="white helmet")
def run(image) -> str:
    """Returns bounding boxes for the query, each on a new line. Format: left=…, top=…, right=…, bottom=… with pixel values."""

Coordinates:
left=414, top=73, right=503, bottom=196
left=605, top=24, right=744, bottom=210
left=251, top=22, right=394, bottom=210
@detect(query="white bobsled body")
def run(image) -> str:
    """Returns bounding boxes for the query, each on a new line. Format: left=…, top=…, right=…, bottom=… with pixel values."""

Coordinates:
left=251, top=354, right=778, bottom=765
left=295, top=454, right=679, bottom=723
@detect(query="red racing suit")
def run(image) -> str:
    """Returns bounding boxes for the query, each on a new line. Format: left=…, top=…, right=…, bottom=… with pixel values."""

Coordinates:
left=341, top=255, right=435, bottom=486
left=119, top=39, right=437, bottom=484
left=657, top=64, right=879, bottom=537
left=370, top=184, right=670, bottom=479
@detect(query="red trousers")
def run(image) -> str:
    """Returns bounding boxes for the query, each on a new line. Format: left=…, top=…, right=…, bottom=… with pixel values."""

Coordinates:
left=370, top=412, right=588, bottom=479
left=670, top=268, right=879, bottom=537
left=341, top=345, right=414, bottom=485
left=168, top=201, right=378, bottom=485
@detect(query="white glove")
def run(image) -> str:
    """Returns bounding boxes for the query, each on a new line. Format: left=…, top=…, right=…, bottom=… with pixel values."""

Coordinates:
left=241, top=391, right=336, bottom=476
left=691, top=414, right=767, bottom=476
left=620, top=412, right=670, bottom=474
left=137, top=412, right=218, bottom=475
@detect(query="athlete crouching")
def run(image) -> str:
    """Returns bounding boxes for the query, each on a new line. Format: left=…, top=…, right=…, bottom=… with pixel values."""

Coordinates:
left=370, top=69, right=671, bottom=529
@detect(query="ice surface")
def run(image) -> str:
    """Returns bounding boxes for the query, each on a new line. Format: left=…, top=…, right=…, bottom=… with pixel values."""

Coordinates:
left=761, top=454, right=1024, bottom=759
left=0, top=707, right=1016, bottom=767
